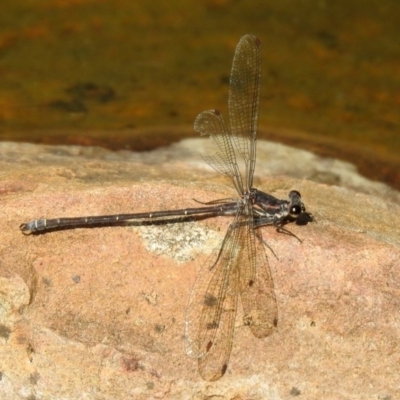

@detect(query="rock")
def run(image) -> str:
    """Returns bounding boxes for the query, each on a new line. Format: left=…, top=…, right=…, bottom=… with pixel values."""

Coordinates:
left=0, top=140, right=399, bottom=399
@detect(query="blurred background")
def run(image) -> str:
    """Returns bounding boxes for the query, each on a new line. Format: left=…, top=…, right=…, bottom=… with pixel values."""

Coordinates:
left=0, top=0, right=399, bottom=189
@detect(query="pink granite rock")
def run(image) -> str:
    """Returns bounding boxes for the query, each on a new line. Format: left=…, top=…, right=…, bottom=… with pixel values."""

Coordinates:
left=0, top=141, right=399, bottom=399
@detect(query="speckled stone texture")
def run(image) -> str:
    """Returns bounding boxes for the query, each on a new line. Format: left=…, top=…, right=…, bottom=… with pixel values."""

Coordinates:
left=0, top=140, right=399, bottom=399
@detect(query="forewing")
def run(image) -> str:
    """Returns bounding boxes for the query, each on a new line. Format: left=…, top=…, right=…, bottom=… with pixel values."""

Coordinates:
left=228, top=34, right=261, bottom=190
left=197, top=266, right=239, bottom=381
left=185, top=212, right=244, bottom=380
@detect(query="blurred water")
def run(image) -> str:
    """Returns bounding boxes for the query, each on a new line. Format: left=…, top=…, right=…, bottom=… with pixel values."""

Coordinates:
left=0, top=0, right=399, bottom=189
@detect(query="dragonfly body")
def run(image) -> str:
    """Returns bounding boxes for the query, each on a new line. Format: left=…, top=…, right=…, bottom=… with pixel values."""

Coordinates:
left=20, top=35, right=313, bottom=381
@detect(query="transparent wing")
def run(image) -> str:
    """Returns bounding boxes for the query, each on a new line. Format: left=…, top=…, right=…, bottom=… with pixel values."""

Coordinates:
left=195, top=109, right=243, bottom=195
left=186, top=35, right=270, bottom=382
left=197, top=266, right=238, bottom=381
left=185, top=209, right=246, bottom=381
left=228, top=34, right=261, bottom=191
left=239, top=216, right=278, bottom=338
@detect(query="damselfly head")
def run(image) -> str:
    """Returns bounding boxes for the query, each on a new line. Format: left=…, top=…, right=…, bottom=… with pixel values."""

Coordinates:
left=288, top=190, right=314, bottom=225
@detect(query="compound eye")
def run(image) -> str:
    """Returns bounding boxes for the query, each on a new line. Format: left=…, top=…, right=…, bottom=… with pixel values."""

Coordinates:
left=289, top=190, right=301, bottom=198
left=290, top=204, right=302, bottom=217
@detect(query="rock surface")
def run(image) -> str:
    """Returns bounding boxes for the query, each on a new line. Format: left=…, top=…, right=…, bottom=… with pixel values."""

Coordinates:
left=0, top=139, right=399, bottom=399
